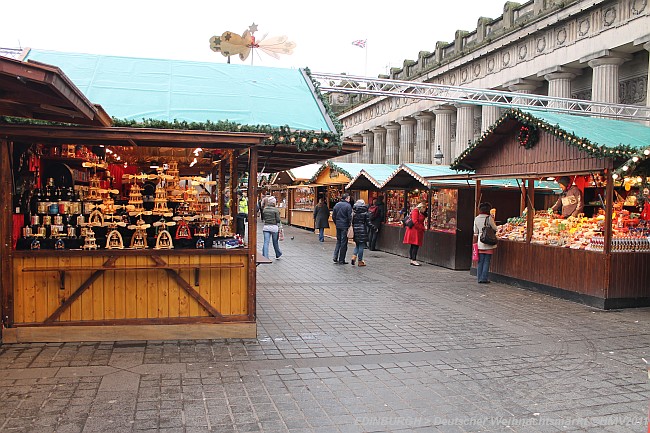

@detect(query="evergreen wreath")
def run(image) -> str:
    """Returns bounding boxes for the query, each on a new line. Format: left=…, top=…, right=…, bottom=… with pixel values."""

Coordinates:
left=518, top=124, right=538, bottom=149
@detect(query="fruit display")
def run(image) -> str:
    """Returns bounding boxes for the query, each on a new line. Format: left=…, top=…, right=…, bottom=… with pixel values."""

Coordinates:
left=496, top=210, right=650, bottom=252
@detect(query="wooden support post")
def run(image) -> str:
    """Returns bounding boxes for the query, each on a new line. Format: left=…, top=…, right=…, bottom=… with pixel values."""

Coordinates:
left=218, top=159, right=225, bottom=215
left=229, top=151, right=238, bottom=229
left=0, top=139, right=13, bottom=328
left=604, top=169, right=614, bottom=255
left=520, top=179, right=527, bottom=214
left=474, top=179, right=481, bottom=215
left=247, top=146, right=258, bottom=321
left=526, top=178, right=535, bottom=243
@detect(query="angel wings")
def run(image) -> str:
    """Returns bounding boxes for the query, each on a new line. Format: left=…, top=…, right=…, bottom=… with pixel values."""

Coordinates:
left=209, top=23, right=296, bottom=62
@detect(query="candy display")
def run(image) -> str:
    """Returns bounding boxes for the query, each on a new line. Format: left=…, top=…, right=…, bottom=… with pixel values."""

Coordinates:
left=497, top=209, right=650, bottom=252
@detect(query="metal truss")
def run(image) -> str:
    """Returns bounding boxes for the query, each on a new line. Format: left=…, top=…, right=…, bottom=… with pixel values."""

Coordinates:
left=310, top=72, right=650, bottom=121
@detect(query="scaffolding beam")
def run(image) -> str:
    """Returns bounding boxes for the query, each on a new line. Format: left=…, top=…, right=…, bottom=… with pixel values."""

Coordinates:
left=311, top=72, right=650, bottom=122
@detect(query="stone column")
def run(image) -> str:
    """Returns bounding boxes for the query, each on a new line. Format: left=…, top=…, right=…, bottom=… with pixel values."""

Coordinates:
left=645, top=42, right=650, bottom=109
left=538, top=66, right=580, bottom=109
left=361, top=131, right=374, bottom=164
left=372, top=126, right=387, bottom=164
left=583, top=51, right=631, bottom=113
left=351, top=134, right=363, bottom=163
left=413, top=112, right=434, bottom=163
left=455, top=104, right=474, bottom=160
left=384, top=122, right=401, bottom=165
left=506, top=79, right=540, bottom=105
left=433, top=106, right=455, bottom=165
left=481, top=106, right=501, bottom=133
left=398, top=117, right=416, bottom=163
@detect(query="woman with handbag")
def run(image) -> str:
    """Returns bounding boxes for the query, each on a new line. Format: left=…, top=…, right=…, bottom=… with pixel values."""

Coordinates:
left=262, top=196, right=283, bottom=260
left=402, top=202, right=427, bottom=266
left=473, top=202, right=498, bottom=283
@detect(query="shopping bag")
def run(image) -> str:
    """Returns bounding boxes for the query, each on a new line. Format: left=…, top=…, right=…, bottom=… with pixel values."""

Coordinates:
left=278, top=228, right=285, bottom=241
left=472, top=243, right=479, bottom=262
left=346, top=225, right=354, bottom=239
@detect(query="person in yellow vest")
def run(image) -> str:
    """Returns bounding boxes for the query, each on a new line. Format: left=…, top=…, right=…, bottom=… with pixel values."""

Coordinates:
left=236, top=191, right=248, bottom=238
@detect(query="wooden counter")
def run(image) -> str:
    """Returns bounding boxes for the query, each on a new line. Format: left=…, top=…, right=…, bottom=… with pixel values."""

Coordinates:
left=289, top=209, right=315, bottom=230
left=481, top=240, right=650, bottom=309
left=5, top=248, right=256, bottom=342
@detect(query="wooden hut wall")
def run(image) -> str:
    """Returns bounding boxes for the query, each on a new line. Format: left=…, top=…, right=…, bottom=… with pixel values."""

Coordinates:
left=12, top=250, right=250, bottom=326
left=473, top=127, right=608, bottom=177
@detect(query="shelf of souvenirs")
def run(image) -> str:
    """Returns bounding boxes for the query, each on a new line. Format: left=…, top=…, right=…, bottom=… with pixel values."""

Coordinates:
left=16, top=212, right=242, bottom=251
left=496, top=210, right=650, bottom=252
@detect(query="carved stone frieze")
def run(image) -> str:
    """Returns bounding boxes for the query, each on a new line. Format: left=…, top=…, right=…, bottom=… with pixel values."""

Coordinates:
left=631, top=0, right=647, bottom=14
left=578, top=19, right=590, bottom=37
left=572, top=89, right=592, bottom=101
left=603, top=7, right=617, bottom=26
left=536, top=37, right=546, bottom=53
left=518, top=45, right=528, bottom=60
left=556, top=27, right=567, bottom=45
left=619, top=76, right=647, bottom=104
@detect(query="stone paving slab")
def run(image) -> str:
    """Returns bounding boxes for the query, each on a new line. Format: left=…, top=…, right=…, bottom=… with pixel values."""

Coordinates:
left=0, top=225, right=649, bottom=432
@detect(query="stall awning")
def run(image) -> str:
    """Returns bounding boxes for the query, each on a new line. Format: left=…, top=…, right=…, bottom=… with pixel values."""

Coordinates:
left=345, top=164, right=400, bottom=190
left=22, top=49, right=336, bottom=133
left=451, top=109, right=650, bottom=177
left=0, top=55, right=111, bottom=126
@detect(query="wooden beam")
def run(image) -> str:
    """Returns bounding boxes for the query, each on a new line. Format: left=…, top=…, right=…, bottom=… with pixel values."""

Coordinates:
left=218, top=159, right=225, bottom=215
left=247, top=146, right=258, bottom=321
left=526, top=179, right=535, bottom=243
left=0, top=139, right=13, bottom=328
left=230, top=150, right=238, bottom=226
left=44, top=256, right=118, bottom=324
left=164, top=269, right=224, bottom=319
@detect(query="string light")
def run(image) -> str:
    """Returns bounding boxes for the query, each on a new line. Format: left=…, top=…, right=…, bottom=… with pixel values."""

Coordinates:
left=189, top=157, right=197, bottom=168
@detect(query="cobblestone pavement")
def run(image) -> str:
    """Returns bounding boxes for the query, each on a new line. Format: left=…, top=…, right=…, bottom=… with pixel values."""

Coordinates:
left=1, top=225, right=649, bottom=433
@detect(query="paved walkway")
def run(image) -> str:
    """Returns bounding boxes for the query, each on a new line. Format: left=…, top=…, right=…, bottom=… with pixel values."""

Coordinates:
left=1, top=225, right=649, bottom=433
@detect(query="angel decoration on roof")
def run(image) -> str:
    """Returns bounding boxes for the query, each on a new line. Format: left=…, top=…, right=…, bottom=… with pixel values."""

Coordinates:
left=209, top=23, right=296, bottom=64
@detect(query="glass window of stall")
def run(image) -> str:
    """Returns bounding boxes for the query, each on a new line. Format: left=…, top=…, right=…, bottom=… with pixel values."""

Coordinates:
left=407, top=188, right=429, bottom=227
left=293, top=186, right=315, bottom=210
left=429, top=188, right=458, bottom=233
left=384, top=189, right=405, bottom=226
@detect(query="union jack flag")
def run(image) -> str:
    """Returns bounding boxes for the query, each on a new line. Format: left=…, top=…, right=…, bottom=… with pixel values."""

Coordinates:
left=351, top=39, right=367, bottom=48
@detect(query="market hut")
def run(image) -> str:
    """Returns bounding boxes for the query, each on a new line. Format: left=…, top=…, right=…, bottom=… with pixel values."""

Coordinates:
left=0, top=51, right=362, bottom=342
left=451, top=108, right=650, bottom=309
left=376, top=163, right=560, bottom=269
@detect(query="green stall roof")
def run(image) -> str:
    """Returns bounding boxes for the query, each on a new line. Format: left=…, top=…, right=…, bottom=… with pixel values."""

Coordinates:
left=23, top=49, right=335, bottom=132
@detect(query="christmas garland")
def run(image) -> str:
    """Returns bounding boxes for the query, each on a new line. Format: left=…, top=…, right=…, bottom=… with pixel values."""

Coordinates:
left=517, top=124, right=538, bottom=149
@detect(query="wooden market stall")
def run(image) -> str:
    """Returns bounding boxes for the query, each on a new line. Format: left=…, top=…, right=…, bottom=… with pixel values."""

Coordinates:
left=375, top=164, right=559, bottom=270
left=451, top=108, right=650, bottom=309
left=0, top=52, right=362, bottom=342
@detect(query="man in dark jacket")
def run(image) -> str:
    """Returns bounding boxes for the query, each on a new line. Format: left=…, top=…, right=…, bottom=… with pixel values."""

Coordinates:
left=367, top=196, right=386, bottom=251
left=331, top=193, right=352, bottom=264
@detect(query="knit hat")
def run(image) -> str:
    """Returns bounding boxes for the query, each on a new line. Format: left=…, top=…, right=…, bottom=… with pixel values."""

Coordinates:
left=355, top=199, right=365, bottom=206
left=557, top=176, right=571, bottom=188
left=416, top=202, right=426, bottom=210
left=268, top=196, right=277, bottom=205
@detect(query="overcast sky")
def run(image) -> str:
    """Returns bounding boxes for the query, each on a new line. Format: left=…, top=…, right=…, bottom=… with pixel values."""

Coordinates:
left=2, top=0, right=507, bottom=77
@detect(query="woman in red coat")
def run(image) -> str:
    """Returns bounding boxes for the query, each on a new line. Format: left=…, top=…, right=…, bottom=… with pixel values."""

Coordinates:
left=403, top=202, right=427, bottom=266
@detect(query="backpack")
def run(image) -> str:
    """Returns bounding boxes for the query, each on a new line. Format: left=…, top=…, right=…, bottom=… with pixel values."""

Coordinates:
left=368, top=204, right=379, bottom=220
left=479, top=215, right=498, bottom=245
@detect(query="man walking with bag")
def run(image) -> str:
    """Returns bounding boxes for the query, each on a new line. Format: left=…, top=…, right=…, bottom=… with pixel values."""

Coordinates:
left=331, top=193, right=352, bottom=264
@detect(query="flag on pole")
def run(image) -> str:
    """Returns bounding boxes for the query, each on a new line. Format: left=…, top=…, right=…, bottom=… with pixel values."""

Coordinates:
left=351, top=39, right=367, bottom=48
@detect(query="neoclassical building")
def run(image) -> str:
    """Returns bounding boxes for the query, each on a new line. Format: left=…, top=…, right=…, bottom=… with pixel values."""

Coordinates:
left=331, top=0, right=650, bottom=165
